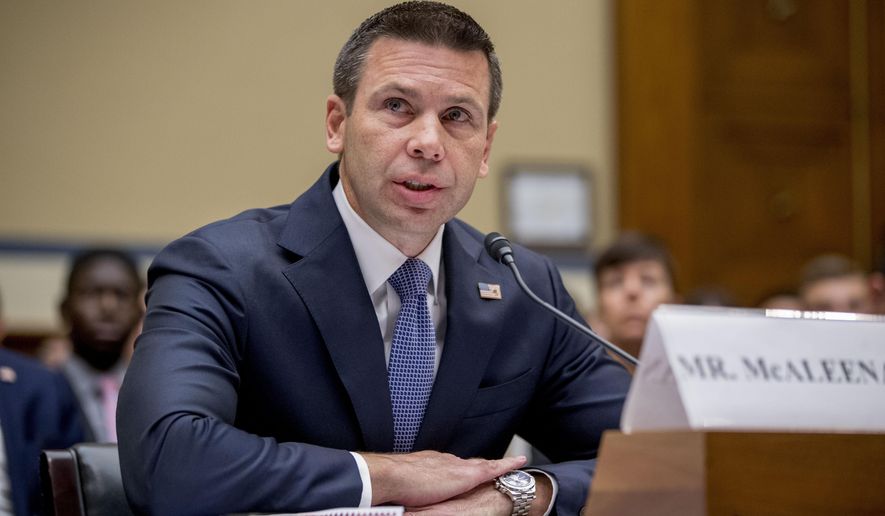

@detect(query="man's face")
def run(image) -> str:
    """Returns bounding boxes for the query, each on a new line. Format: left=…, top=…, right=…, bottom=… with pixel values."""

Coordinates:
left=326, top=37, right=497, bottom=253
left=872, top=272, right=885, bottom=315
left=801, top=275, right=873, bottom=313
left=598, top=260, right=675, bottom=348
left=63, top=257, right=142, bottom=356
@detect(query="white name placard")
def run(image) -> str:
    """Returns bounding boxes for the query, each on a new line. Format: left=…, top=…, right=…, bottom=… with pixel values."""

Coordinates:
left=621, top=305, right=885, bottom=433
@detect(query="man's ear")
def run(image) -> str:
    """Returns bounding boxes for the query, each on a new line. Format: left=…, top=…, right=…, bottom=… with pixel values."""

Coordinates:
left=59, top=297, right=72, bottom=326
left=326, top=95, right=347, bottom=154
left=134, top=291, right=146, bottom=323
left=478, top=120, right=498, bottom=179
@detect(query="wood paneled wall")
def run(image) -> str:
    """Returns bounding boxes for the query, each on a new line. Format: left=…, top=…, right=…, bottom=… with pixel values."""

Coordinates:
left=618, top=0, right=885, bottom=305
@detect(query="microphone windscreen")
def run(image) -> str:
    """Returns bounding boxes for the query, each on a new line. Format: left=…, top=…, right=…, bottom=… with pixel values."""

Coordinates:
left=484, top=232, right=513, bottom=263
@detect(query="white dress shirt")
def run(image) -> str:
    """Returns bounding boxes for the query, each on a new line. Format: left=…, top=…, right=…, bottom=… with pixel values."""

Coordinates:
left=332, top=181, right=556, bottom=514
left=333, top=181, right=445, bottom=508
left=0, top=423, right=14, bottom=516
left=61, top=354, right=125, bottom=443
left=332, top=181, right=447, bottom=373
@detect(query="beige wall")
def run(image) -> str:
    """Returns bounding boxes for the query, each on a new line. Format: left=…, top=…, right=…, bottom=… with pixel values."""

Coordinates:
left=0, top=0, right=614, bottom=328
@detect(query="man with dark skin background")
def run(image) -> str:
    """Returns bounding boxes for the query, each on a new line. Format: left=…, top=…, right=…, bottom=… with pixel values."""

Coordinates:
left=60, top=249, right=143, bottom=443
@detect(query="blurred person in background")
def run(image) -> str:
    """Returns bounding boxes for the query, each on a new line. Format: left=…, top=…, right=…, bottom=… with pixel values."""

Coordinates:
left=872, top=271, right=885, bottom=315
left=798, top=254, right=874, bottom=314
left=59, top=249, right=143, bottom=442
left=683, top=284, right=736, bottom=307
left=0, top=289, right=85, bottom=516
left=35, top=336, right=71, bottom=370
left=871, top=245, right=885, bottom=315
left=757, top=289, right=803, bottom=311
left=594, top=232, right=679, bottom=370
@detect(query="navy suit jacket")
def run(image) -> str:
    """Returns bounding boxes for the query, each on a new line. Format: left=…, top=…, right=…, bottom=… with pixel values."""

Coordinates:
left=0, top=348, right=85, bottom=516
left=118, top=163, right=630, bottom=516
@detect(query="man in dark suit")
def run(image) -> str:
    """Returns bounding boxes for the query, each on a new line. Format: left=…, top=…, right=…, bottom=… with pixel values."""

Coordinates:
left=0, top=295, right=85, bottom=516
left=118, top=2, right=631, bottom=515
left=60, top=249, right=144, bottom=443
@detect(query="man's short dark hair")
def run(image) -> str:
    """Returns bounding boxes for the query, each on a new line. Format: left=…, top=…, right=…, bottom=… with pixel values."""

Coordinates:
left=798, top=254, right=865, bottom=293
left=333, top=0, right=503, bottom=121
left=594, top=232, right=677, bottom=289
left=66, top=248, right=143, bottom=296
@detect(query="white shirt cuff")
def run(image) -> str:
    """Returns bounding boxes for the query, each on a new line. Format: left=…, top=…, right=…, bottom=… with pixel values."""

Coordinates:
left=349, top=452, right=373, bottom=507
left=525, top=468, right=558, bottom=516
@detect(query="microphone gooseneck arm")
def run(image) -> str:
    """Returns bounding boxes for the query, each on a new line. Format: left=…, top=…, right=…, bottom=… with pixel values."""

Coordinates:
left=484, top=233, right=639, bottom=366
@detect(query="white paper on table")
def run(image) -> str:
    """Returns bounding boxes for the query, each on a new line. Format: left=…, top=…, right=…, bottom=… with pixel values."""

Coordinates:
left=243, top=507, right=403, bottom=516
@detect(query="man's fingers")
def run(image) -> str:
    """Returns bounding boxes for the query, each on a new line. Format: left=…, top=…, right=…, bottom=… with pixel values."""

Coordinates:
left=366, top=451, right=529, bottom=507
left=468, top=454, right=526, bottom=471
left=491, top=455, right=527, bottom=476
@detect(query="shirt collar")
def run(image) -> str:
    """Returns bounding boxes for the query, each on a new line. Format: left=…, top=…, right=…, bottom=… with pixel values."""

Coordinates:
left=333, top=179, right=443, bottom=297
left=66, top=353, right=126, bottom=384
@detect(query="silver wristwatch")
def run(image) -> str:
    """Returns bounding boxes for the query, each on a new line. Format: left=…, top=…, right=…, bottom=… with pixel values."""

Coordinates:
left=495, top=470, right=536, bottom=516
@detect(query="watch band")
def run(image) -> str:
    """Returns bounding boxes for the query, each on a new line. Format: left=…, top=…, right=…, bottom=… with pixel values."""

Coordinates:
left=510, top=491, right=533, bottom=515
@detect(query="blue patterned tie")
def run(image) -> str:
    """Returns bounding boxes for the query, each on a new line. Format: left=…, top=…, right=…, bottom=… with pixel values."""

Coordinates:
left=387, top=258, right=435, bottom=452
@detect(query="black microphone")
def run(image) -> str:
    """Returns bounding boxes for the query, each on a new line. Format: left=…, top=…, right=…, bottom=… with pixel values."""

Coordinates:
left=483, top=232, right=639, bottom=366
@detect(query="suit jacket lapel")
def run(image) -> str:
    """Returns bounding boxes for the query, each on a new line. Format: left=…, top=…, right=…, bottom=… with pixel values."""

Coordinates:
left=415, top=223, right=508, bottom=451
left=279, top=165, right=394, bottom=452
left=277, top=166, right=509, bottom=453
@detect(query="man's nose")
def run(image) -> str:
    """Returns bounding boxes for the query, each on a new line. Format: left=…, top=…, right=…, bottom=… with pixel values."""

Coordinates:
left=98, top=291, right=122, bottom=312
left=406, top=115, right=445, bottom=162
left=623, top=277, right=642, bottom=298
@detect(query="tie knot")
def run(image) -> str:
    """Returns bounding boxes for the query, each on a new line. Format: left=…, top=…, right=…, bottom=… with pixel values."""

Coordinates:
left=388, top=258, right=432, bottom=300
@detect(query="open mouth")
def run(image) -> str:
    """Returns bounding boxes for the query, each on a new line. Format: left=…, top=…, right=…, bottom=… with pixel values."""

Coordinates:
left=400, top=180, right=435, bottom=192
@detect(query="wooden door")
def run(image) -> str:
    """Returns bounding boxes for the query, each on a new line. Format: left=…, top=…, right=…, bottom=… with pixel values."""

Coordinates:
left=618, top=0, right=884, bottom=305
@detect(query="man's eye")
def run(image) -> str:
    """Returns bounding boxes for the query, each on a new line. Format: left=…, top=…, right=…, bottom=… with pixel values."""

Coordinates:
left=443, top=108, right=470, bottom=122
left=602, top=277, right=622, bottom=289
left=385, top=99, right=406, bottom=112
left=76, top=288, right=101, bottom=299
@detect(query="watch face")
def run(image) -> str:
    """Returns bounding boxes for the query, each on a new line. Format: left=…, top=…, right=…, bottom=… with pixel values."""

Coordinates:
left=501, top=470, right=535, bottom=490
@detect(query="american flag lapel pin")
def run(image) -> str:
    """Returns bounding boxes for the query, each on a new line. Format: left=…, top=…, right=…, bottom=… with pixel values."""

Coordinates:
left=0, top=366, right=16, bottom=384
left=478, top=282, right=502, bottom=300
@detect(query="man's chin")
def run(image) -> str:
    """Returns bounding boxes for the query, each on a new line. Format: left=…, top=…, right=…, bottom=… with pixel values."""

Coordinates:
left=74, top=343, right=125, bottom=371
left=78, top=335, right=127, bottom=356
left=385, top=211, right=447, bottom=237
left=90, top=335, right=128, bottom=351
left=613, top=328, right=645, bottom=347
